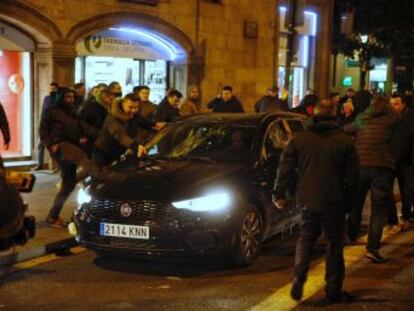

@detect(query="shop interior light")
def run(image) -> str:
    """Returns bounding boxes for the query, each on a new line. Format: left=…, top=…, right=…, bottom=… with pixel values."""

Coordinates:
left=109, top=27, right=180, bottom=60
left=279, top=6, right=318, bottom=37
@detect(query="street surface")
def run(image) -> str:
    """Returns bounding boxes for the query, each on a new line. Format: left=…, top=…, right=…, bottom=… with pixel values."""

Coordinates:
left=1, top=224, right=414, bottom=311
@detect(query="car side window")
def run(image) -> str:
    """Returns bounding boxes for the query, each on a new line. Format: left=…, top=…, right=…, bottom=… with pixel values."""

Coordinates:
left=286, top=120, right=305, bottom=135
left=262, top=120, right=289, bottom=160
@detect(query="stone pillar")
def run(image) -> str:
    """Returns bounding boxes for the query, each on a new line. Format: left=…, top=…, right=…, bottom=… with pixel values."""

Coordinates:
left=51, top=41, right=76, bottom=87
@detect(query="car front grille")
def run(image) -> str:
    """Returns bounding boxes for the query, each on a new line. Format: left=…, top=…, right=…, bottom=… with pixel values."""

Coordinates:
left=87, top=199, right=188, bottom=225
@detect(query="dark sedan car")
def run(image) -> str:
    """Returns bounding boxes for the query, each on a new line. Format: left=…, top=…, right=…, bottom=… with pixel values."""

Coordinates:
left=72, top=112, right=307, bottom=266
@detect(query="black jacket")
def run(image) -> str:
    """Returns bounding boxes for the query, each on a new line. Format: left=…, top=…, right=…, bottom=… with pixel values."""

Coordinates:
left=0, top=103, right=10, bottom=146
left=94, top=101, right=144, bottom=164
left=274, top=114, right=359, bottom=213
left=207, top=97, right=244, bottom=113
left=79, top=98, right=108, bottom=131
left=393, top=107, right=414, bottom=168
left=40, top=102, right=98, bottom=150
left=153, top=98, right=180, bottom=123
left=254, top=96, right=288, bottom=113
left=344, top=103, right=399, bottom=170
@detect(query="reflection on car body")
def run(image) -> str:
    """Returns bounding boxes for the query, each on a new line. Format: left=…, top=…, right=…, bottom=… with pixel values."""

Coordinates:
left=73, top=112, right=307, bottom=266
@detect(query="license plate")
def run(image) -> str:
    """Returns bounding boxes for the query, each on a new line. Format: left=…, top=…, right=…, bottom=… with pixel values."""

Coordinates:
left=100, top=223, right=149, bottom=240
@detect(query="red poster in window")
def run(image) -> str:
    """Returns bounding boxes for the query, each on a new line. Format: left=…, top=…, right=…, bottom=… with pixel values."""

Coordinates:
left=0, top=51, right=24, bottom=157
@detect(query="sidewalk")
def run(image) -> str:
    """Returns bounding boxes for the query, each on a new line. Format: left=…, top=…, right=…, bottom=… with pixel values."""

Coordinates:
left=0, top=170, right=78, bottom=267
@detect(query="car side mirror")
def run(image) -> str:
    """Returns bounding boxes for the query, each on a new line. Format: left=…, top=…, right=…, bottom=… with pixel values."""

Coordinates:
left=5, top=171, right=36, bottom=193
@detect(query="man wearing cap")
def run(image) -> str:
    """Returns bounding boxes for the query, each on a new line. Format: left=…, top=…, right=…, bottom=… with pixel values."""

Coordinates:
left=254, top=86, right=289, bottom=113
left=274, top=98, right=359, bottom=303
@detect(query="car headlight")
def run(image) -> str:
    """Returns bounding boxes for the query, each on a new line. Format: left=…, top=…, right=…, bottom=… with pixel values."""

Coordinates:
left=172, top=192, right=232, bottom=212
left=77, top=188, right=92, bottom=205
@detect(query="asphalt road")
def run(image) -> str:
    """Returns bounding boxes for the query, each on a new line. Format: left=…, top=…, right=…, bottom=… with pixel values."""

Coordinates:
left=1, top=228, right=414, bottom=311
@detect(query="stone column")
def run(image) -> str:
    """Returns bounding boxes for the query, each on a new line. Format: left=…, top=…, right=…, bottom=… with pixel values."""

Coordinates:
left=51, top=41, right=76, bottom=87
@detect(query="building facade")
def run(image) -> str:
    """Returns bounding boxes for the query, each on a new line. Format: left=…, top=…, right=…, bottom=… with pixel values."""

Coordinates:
left=0, top=0, right=332, bottom=160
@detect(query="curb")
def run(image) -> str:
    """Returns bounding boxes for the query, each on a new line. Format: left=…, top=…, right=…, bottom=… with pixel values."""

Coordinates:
left=0, top=237, right=78, bottom=267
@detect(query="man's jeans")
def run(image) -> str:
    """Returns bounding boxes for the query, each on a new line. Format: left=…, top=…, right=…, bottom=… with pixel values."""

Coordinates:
left=387, top=166, right=413, bottom=224
left=294, top=208, right=345, bottom=298
left=47, top=142, right=93, bottom=220
left=347, top=167, right=394, bottom=251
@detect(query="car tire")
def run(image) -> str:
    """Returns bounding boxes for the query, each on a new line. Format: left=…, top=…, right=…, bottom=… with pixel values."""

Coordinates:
left=230, top=204, right=264, bottom=267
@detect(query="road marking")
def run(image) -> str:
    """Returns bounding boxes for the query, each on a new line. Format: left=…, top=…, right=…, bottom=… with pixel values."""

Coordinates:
left=250, top=230, right=400, bottom=311
left=0, top=247, right=86, bottom=277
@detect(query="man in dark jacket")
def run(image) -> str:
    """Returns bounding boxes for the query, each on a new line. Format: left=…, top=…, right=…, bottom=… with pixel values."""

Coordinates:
left=0, top=102, right=11, bottom=152
left=345, top=95, right=399, bottom=263
left=153, top=89, right=182, bottom=123
left=33, top=82, right=59, bottom=170
left=207, top=85, right=244, bottom=113
left=254, top=86, right=288, bottom=112
left=388, top=93, right=414, bottom=229
left=40, top=88, right=98, bottom=228
left=93, top=94, right=147, bottom=168
left=133, top=85, right=157, bottom=122
left=274, top=99, right=359, bottom=303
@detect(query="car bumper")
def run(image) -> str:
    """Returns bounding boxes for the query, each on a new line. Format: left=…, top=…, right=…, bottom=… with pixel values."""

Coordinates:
left=73, top=203, right=238, bottom=257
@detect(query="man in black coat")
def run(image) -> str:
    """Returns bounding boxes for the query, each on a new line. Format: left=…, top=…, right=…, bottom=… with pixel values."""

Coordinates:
left=0, top=102, right=10, bottom=152
left=40, top=88, right=98, bottom=228
left=274, top=99, right=359, bottom=303
left=207, top=85, right=244, bottom=113
left=389, top=93, right=414, bottom=228
left=153, top=89, right=183, bottom=123
left=33, top=82, right=59, bottom=170
left=254, top=86, right=288, bottom=112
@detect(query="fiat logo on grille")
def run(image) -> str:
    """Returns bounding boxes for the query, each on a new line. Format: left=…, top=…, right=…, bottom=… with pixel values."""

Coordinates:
left=120, top=203, right=132, bottom=217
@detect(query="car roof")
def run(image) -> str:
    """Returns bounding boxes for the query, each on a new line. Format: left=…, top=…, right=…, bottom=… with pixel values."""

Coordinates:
left=175, top=112, right=308, bottom=126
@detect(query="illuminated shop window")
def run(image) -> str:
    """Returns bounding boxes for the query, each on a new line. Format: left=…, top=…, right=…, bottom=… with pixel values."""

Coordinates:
left=0, top=50, right=32, bottom=158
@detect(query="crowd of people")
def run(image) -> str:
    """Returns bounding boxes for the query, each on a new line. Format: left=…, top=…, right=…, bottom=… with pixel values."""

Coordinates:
left=1, top=80, right=413, bottom=303
left=274, top=89, right=414, bottom=303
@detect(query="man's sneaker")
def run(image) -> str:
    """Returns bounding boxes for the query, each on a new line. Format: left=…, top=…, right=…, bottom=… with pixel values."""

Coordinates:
left=366, top=250, right=385, bottom=263
left=46, top=218, right=68, bottom=228
left=31, top=165, right=44, bottom=171
left=327, top=291, right=355, bottom=304
left=385, top=225, right=401, bottom=234
left=290, top=280, right=304, bottom=301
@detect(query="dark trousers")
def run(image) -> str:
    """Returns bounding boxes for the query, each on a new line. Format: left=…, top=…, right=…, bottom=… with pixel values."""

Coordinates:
left=387, top=167, right=413, bottom=224
left=347, top=167, right=394, bottom=251
left=294, top=208, right=345, bottom=298
left=47, top=142, right=93, bottom=220
left=37, top=140, right=45, bottom=166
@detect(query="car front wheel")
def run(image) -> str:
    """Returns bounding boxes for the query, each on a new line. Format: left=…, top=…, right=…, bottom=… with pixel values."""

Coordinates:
left=231, top=204, right=264, bottom=267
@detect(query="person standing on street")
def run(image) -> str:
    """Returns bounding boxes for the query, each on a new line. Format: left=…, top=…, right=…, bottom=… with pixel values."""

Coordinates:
left=254, top=86, right=288, bottom=113
left=33, top=82, right=59, bottom=170
left=207, top=85, right=244, bottom=113
left=388, top=93, right=414, bottom=230
left=274, top=99, right=359, bottom=303
left=180, top=85, right=202, bottom=117
left=153, top=89, right=183, bottom=123
left=0, top=102, right=11, bottom=152
left=40, top=88, right=98, bottom=228
left=345, top=95, right=399, bottom=263
left=133, top=85, right=157, bottom=122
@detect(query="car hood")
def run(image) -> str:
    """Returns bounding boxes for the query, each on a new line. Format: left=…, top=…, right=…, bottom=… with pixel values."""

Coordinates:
left=90, top=158, right=250, bottom=201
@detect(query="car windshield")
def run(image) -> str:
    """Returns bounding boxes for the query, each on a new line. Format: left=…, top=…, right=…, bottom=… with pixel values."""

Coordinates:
left=146, top=122, right=258, bottom=163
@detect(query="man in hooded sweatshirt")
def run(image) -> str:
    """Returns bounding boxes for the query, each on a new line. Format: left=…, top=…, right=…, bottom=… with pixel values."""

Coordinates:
left=40, top=88, right=98, bottom=228
left=274, top=99, right=359, bottom=303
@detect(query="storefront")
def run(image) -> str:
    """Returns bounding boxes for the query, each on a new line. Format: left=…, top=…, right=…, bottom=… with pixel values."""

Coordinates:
left=75, top=27, right=187, bottom=104
left=0, top=21, right=34, bottom=159
left=278, top=6, right=318, bottom=108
